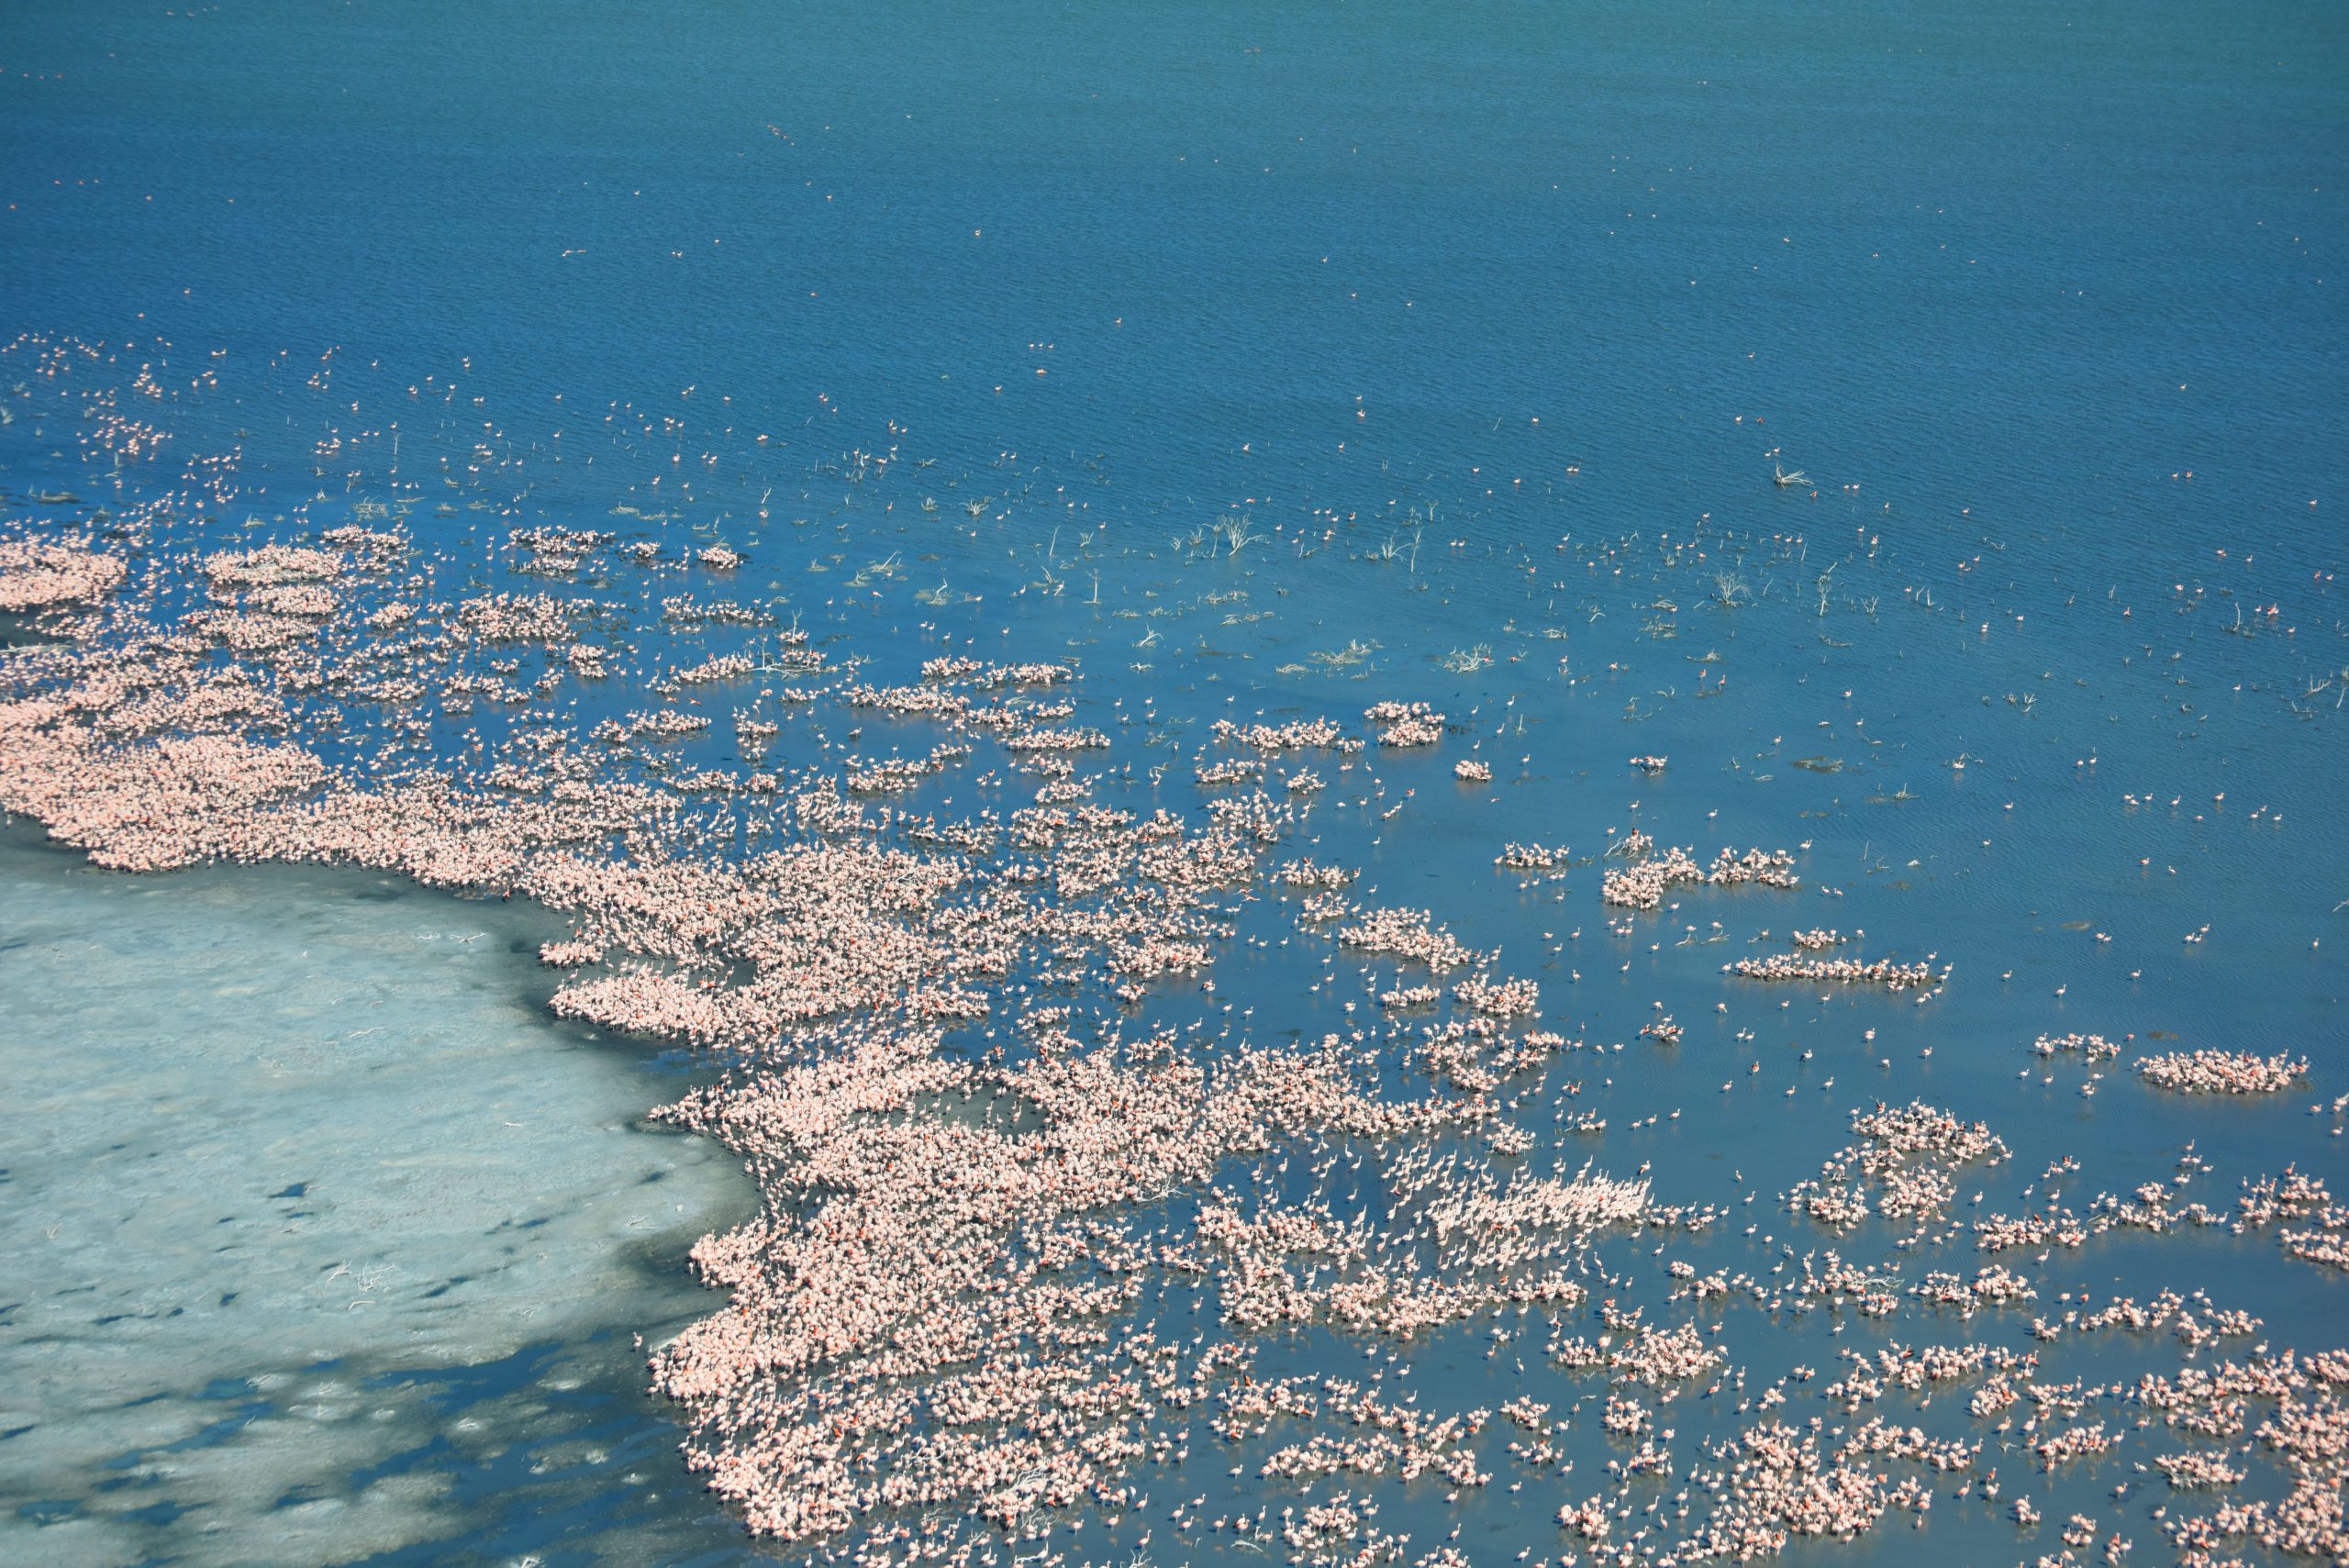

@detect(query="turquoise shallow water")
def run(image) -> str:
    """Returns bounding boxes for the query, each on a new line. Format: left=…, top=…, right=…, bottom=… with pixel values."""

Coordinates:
left=2, top=1, right=2345, bottom=1564
left=0, top=832, right=757, bottom=1565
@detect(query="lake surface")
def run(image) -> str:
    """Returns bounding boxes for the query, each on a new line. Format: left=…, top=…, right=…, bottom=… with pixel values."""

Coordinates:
left=1, top=1, right=2343, bottom=1564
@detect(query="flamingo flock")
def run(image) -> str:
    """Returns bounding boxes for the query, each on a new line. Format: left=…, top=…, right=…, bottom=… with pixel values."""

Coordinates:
left=0, top=344, right=2342, bottom=1568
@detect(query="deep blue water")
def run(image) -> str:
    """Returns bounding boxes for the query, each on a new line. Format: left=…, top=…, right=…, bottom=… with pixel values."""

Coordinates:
left=2, top=1, right=2345, bottom=1564
left=6, top=0, right=2342, bottom=580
